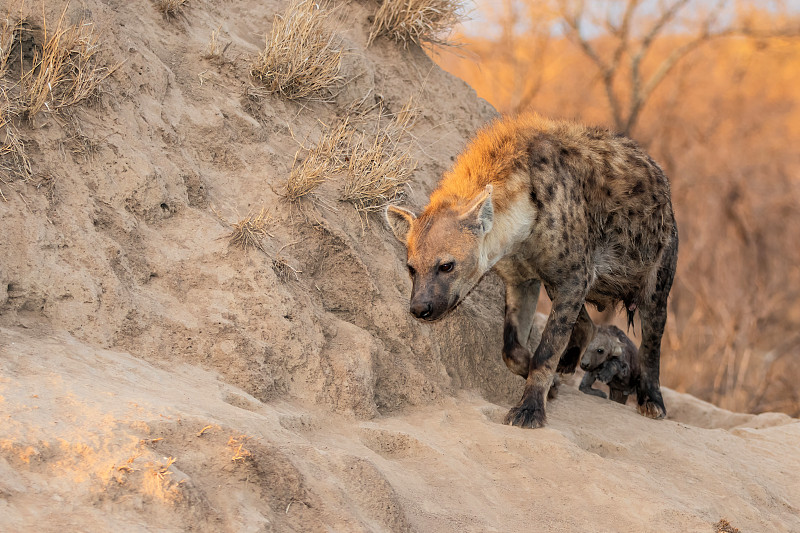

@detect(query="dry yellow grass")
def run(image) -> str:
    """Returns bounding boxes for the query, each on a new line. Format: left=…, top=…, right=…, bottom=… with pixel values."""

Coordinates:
left=368, top=0, right=464, bottom=47
left=340, top=99, right=417, bottom=214
left=0, top=14, right=22, bottom=79
left=17, top=12, right=113, bottom=120
left=227, top=436, right=253, bottom=462
left=283, top=99, right=417, bottom=216
left=250, top=0, right=343, bottom=101
left=227, top=208, right=274, bottom=252
left=285, top=117, right=352, bottom=202
left=204, top=25, right=229, bottom=59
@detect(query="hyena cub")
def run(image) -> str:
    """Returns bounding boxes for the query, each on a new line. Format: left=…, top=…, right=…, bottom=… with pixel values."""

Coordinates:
left=385, top=113, right=678, bottom=428
left=580, top=325, right=640, bottom=405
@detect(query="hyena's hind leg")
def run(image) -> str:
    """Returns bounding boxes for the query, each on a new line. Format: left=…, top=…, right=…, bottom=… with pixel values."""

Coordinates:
left=502, top=279, right=541, bottom=377
left=557, top=305, right=596, bottom=374
left=636, top=230, right=678, bottom=419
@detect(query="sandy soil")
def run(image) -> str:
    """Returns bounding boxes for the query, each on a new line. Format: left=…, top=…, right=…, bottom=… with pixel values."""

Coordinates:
left=1, top=1, right=798, bottom=531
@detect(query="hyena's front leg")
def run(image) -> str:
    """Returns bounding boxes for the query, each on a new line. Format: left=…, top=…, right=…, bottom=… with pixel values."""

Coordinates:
left=579, top=371, right=607, bottom=399
left=505, top=279, right=587, bottom=428
left=502, top=279, right=541, bottom=377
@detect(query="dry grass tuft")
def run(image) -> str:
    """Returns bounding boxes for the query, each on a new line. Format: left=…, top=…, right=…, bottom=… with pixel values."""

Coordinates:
left=1, top=104, right=30, bottom=195
left=272, top=241, right=302, bottom=282
left=0, top=14, right=29, bottom=190
left=228, top=436, right=253, bottom=462
left=285, top=117, right=352, bottom=202
left=340, top=99, right=418, bottom=215
left=17, top=11, right=114, bottom=120
left=227, top=208, right=274, bottom=252
left=0, top=14, right=23, bottom=79
left=204, top=25, right=229, bottom=59
left=282, top=98, right=418, bottom=217
left=368, top=0, right=465, bottom=47
left=0, top=10, right=116, bottom=193
left=250, top=0, right=343, bottom=101
left=154, top=0, right=189, bottom=20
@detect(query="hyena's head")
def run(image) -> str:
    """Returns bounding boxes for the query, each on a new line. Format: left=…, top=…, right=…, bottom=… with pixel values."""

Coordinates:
left=385, top=185, right=494, bottom=322
left=580, top=331, right=623, bottom=371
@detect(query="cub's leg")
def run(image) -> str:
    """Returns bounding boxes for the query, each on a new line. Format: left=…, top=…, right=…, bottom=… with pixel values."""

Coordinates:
left=579, top=371, right=607, bottom=399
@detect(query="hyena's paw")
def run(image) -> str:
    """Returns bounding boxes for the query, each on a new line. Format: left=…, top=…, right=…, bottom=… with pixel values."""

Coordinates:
left=503, top=405, right=547, bottom=428
left=637, top=401, right=666, bottom=419
left=637, top=385, right=667, bottom=419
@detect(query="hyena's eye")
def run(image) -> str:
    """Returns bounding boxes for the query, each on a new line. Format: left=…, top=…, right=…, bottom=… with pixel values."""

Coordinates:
left=596, top=348, right=605, bottom=355
left=439, top=262, right=454, bottom=273
left=407, top=264, right=416, bottom=276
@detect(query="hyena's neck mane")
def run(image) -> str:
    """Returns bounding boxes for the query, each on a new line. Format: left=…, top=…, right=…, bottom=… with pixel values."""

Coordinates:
left=427, top=113, right=559, bottom=215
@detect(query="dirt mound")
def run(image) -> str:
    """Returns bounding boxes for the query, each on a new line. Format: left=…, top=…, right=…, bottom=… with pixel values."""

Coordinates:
left=1, top=1, right=798, bottom=531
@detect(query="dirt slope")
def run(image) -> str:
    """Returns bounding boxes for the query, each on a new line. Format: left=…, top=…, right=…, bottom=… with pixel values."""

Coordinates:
left=1, top=1, right=798, bottom=532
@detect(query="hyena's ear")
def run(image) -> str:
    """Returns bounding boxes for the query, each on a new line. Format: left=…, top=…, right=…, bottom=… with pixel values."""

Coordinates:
left=385, top=204, right=416, bottom=244
left=460, top=184, right=494, bottom=235
left=611, top=343, right=623, bottom=358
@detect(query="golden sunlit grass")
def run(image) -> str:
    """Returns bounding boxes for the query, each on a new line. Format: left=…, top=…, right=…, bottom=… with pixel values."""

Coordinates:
left=227, top=208, right=274, bottom=252
left=227, top=435, right=253, bottom=462
left=196, top=424, right=214, bottom=437
left=143, top=456, right=184, bottom=503
left=250, top=0, right=343, bottom=101
left=154, top=0, right=188, bottom=20
left=368, top=0, right=465, bottom=47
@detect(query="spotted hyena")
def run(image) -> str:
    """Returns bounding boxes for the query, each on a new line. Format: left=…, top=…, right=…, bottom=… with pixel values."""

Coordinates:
left=580, top=325, right=640, bottom=405
left=385, top=113, right=678, bottom=428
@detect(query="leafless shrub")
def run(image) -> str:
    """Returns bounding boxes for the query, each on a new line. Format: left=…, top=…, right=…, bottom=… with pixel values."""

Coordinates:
left=368, top=0, right=465, bottom=47
left=250, top=0, right=343, bottom=101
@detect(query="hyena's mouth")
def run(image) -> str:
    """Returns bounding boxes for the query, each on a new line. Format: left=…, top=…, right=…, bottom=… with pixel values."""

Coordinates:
left=423, top=295, right=467, bottom=322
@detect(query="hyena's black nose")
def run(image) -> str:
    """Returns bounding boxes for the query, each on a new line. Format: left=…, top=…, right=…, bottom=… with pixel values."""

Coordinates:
left=410, top=301, right=432, bottom=319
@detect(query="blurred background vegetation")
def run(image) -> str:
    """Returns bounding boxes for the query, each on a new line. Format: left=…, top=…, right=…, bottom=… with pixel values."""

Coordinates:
left=431, top=0, right=800, bottom=415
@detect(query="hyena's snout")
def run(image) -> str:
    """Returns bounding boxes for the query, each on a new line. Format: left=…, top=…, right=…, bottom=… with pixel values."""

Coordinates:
left=410, top=300, right=433, bottom=319
left=409, top=284, right=452, bottom=321
left=580, top=352, right=594, bottom=371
